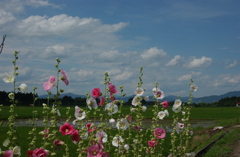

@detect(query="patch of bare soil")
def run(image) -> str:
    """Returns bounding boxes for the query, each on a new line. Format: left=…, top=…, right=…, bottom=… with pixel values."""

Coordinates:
left=227, top=139, right=240, bottom=157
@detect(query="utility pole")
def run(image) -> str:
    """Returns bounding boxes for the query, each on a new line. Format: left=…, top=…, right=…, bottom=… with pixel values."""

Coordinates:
left=0, top=35, right=6, bottom=54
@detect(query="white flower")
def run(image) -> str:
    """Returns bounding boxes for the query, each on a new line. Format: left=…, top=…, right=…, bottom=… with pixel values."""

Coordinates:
left=80, top=131, right=88, bottom=140
left=135, top=87, right=144, bottom=96
left=152, top=88, right=164, bottom=99
left=86, top=97, right=98, bottom=110
left=164, top=109, right=169, bottom=116
left=130, top=108, right=136, bottom=112
left=144, top=96, right=149, bottom=101
left=8, top=92, right=14, bottom=100
left=3, top=73, right=15, bottom=83
left=116, top=118, right=129, bottom=130
left=132, top=96, right=142, bottom=106
left=133, top=139, right=138, bottom=143
left=142, top=106, right=147, bottom=112
left=174, top=99, right=182, bottom=106
left=13, top=146, right=21, bottom=156
left=96, top=131, right=108, bottom=143
left=105, top=103, right=118, bottom=115
left=109, top=118, right=116, bottom=124
left=182, top=111, right=186, bottom=115
left=112, top=136, right=124, bottom=147
left=3, top=138, right=10, bottom=147
left=124, top=144, right=130, bottom=150
left=176, top=122, right=184, bottom=134
left=172, top=104, right=182, bottom=113
left=190, top=84, right=198, bottom=92
left=74, top=106, right=86, bottom=120
left=19, top=83, right=28, bottom=93
left=157, top=111, right=166, bottom=120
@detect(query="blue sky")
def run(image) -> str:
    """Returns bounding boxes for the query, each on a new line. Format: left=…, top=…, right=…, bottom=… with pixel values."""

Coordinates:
left=0, top=0, right=240, bottom=98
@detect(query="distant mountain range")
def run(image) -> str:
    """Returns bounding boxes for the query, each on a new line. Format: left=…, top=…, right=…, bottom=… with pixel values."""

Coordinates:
left=39, top=91, right=240, bottom=103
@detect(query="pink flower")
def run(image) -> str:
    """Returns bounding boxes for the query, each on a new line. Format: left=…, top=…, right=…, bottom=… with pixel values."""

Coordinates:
left=28, top=148, right=49, bottom=157
left=60, top=70, right=69, bottom=86
left=87, top=144, right=102, bottom=157
left=99, top=96, right=105, bottom=106
left=3, top=150, right=13, bottom=157
left=148, top=139, right=158, bottom=147
left=92, top=88, right=102, bottom=98
left=125, top=115, right=132, bottom=122
left=108, top=83, right=118, bottom=95
left=43, top=76, right=55, bottom=91
left=154, top=128, right=166, bottom=139
left=86, top=123, right=96, bottom=132
left=135, top=125, right=140, bottom=131
left=161, top=101, right=168, bottom=108
left=53, top=139, right=64, bottom=146
left=59, top=122, right=75, bottom=135
left=39, top=129, right=49, bottom=138
left=71, top=129, right=80, bottom=144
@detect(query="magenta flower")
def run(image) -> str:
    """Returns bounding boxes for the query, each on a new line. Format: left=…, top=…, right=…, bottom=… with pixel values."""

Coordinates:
left=148, top=139, right=158, bottom=147
left=99, top=96, right=105, bottom=106
left=60, top=69, right=69, bottom=86
left=71, top=129, right=80, bottom=144
left=135, top=125, right=140, bottom=131
left=28, top=148, right=49, bottom=157
left=87, top=144, right=102, bottom=157
left=39, top=129, right=49, bottom=138
left=161, top=101, right=168, bottom=108
left=3, top=150, right=13, bottom=157
left=86, top=123, right=96, bottom=132
left=59, top=122, right=75, bottom=135
left=108, top=82, right=118, bottom=95
left=92, top=88, right=102, bottom=98
left=53, top=139, right=64, bottom=146
left=154, top=128, right=166, bottom=139
left=43, top=76, right=55, bottom=91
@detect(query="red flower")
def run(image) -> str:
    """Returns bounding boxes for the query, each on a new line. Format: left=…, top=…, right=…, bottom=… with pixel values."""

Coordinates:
left=99, top=96, right=105, bottom=106
left=59, top=122, right=75, bottom=135
left=148, top=139, right=158, bottom=147
left=92, top=88, right=102, bottom=98
left=161, top=101, right=168, bottom=108
left=71, top=129, right=80, bottom=144
left=108, top=83, right=118, bottom=95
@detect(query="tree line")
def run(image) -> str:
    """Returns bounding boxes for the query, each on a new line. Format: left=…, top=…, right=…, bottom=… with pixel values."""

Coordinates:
left=0, top=90, right=240, bottom=107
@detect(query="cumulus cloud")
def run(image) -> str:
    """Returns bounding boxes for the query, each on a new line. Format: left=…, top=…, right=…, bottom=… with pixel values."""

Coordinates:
left=225, top=60, right=237, bottom=68
left=178, top=71, right=201, bottom=81
left=15, top=14, right=128, bottom=37
left=185, top=56, right=212, bottom=68
left=166, top=55, right=183, bottom=66
left=141, top=47, right=167, bottom=59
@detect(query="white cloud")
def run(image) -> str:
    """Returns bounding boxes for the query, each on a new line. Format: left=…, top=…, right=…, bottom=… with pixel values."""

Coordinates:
left=141, top=47, right=167, bottom=59
left=166, top=55, right=183, bottom=66
left=225, top=60, right=237, bottom=68
left=185, top=56, right=212, bottom=68
left=0, top=10, right=15, bottom=26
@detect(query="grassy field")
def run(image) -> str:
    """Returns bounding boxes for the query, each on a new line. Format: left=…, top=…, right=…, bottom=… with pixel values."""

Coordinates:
left=0, top=106, right=240, bottom=156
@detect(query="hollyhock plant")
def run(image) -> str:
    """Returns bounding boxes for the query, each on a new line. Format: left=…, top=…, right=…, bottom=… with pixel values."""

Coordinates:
left=3, top=138, right=10, bottom=147
left=108, top=82, right=118, bottom=95
left=28, top=148, right=49, bottom=157
left=157, top=111, right=166, bottom=120
left=2, top=149, right=13, bottom=157
left=18, top=83, right=28, bottom=93
left=86, top=97, right=98, bottom=110
left=96, top=130, right=108, bottom=143
left=71, top=129, right=80, bottom=144
left=161, top=101, right=168, bottom=108
left=135, top=87, right=144, bottom=96
left=131, top=96, right=142, bottom=106
left=43, top=76, right=55, bottom=91
left=174, top=99, right=182, bottom=106
left=172, top=104, right=182, bottom=113
left=153, top=88, right=164, bottom=99
left=112, top=136, right=124, bottom=147
left=87, top=144, right=102, bottom=157
left=98, top=96, right=105, bottom=106
left=154, top=128, right=166, bottom=139
left=13, top=146, right=21, bottom=156
left=176, top=122, right=185, bottom=134
left=190, top=84, right=198, bottom=92
left=60, top=69, right=69, bottom=86
left=105, top=103, right=118, bottom=115
left=116, top=118, right=129, bottom=130
left=39, top=129, right=49, bottom=138
left=92, top=88, right=102, bottom=98
left=74, top=106, right=86, bottom=120
left=3, top=73, right=15, bottom=83
left=86, top=123, right=96, bottom=132
left=148, top=139, right=158, bottom=147
left=59, top=122, right=75, bottom=135
left=53, top=139, right=64, bottom=146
